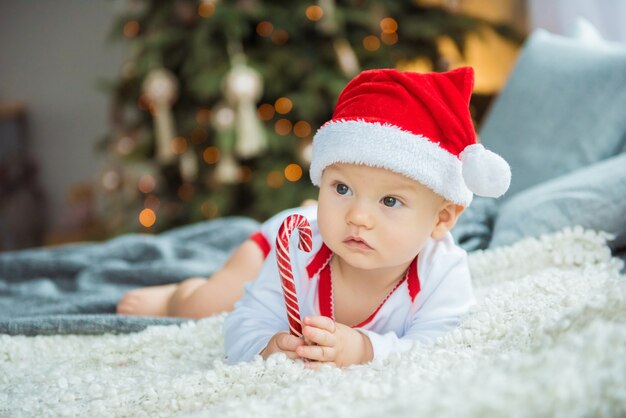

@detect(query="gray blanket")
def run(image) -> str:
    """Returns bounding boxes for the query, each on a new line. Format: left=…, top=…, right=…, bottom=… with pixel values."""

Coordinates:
left=0, top=217, right=259, bottom=335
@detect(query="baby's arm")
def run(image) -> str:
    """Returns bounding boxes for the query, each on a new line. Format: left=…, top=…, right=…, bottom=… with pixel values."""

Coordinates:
left=223, top=248, right=296, bottom=364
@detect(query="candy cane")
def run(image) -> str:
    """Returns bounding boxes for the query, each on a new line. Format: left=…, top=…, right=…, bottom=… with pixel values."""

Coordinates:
left=276, top=214, right=313, bottom=337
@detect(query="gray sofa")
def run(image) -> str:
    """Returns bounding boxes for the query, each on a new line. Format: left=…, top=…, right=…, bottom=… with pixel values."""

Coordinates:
left=453, top=25, right=626, bottom=265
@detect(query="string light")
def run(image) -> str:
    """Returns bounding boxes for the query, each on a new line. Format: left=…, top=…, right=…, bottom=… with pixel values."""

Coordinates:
left=144, top=195, right=160, bottom=211
left=203, top=146, right=221, bottom=164
left=139, top=208, right=157, bottom=228
left=171, top=136, right=187, bottom=155
left=275, top=118, right=293, bottom=135
left=284, top=163, right=303, bottom=182
left=201, top=200, right=219, bottom=218
left=305, top=5, right=324, bottom=21
left=138, top=174, right=156, bottom=194
left=195, top=108, right=211, bottom=124
left=381, top=32, right=398, bottom=45
left=293, top=121, right=312, bottom=138
left=258, top=103, right=275, bottom=121
left=380, top=17, right=398, bottom=34
left=256, top=21, right=274, bottom=37
left=274, top=97, right=293, bottom=114
left=123, top=21, right=140, bottom=38
left=272, top=29, right=289, bottom=45
left=267, top=170, right=284, bottom=188
left=198, top=2, right=216, bottom=17
left=363, top=35, right=381, bottom=51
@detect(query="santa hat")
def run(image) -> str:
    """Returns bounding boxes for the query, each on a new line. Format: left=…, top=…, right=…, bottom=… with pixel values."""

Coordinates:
left=309, top=67, right=510, bottom=206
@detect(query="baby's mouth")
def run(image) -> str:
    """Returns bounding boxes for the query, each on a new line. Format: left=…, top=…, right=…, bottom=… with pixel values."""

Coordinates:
left=343, top=236, right=373, bottom=250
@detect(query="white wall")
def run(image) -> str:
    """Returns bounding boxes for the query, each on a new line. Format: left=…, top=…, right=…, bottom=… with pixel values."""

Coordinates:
left=0, top=1, right=125, bottom=233
left=528, top=0, right=626, bottom=42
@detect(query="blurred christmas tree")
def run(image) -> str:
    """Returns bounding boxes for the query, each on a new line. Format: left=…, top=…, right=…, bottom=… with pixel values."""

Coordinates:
left=98, top=0, right=511, bottom=236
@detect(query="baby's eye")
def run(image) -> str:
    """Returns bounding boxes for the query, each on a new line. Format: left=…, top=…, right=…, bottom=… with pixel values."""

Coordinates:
left=382, top=196, right=402, bottom=207
left=335, top=183, right=352, bottom=196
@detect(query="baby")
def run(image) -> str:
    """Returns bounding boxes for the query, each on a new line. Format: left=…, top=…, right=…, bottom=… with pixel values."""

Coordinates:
left=118, top=67, right=511, bottom=368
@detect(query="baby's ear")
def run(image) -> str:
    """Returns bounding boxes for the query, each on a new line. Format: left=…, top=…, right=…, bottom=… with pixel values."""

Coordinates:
left=431, top=202, right=465, bottom=240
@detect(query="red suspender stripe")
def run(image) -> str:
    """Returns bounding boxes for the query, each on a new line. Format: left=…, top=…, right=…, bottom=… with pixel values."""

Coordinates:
left=318, top=263, right=333, bottom=319
left=407, top=257, right=420, bottom=302
left=306, top=243, right=333, bottom=278
left=249, top=232, right=271, bottom=259
left=316, top=255, right=420, bottom=328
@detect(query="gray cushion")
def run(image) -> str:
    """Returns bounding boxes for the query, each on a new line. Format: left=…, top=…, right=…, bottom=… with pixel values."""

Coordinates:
left=489, top=152, right=626, bottom=250
left=479, top=29, right=626, bottom=198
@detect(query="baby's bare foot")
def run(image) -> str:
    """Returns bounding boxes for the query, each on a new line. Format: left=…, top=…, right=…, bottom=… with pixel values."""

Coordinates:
left=116, top=284, right=178, bottom=317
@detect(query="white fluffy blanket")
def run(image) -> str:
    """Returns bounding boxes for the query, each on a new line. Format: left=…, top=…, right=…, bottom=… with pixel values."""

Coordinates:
left=2, top=228, right=625, bottom=417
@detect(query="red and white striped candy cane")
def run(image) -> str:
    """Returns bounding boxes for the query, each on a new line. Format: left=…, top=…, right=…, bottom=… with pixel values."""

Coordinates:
left=276, top=214, right=313, bottom=337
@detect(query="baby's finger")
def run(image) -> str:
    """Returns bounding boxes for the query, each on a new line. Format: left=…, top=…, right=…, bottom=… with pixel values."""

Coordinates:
left=276, top=333, right=305, bottom=352
left=303, top=316, right=336, bottom=333
left=296, top=344, right=336, bottom=362
left=303, top=325, right=337, bottom=347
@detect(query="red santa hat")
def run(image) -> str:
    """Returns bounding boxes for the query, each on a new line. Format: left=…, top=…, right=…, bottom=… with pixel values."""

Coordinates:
left=309, top=67, right=511, bottom=206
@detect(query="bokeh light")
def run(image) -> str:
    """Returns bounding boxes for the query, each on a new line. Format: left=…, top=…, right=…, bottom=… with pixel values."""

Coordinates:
left=171, top=136, right=187, bottom=155
left=284, top=163, right=303, bottom=182
left=256, top=21, right=274, bottom=37
left=201, top=200, right=219, bottom=218
left=267, top=170, right=284, bottom=188
left=123, top=21, right=140, bottom=38
left=195, top=108, right=211, bottom=124
left=381, top=32, right=398, bottom=45
left=275, top=118, right=293, bottom=135
left=203, top=146, right=221, bottom=164
left=305, top=5, right=324, bottom=21
left=258, top=103, right=275, bottom=121
left=139, top=208, right=156, bottom=228
left=144, top=195, right=161, bottom=211
left=363, top=35, right=381, bottom=51
left=274, top=97, right=293, bottom=114
left=293, top=121, right=312, bottom=138
left=272, top=29, right=289, bottom=45
left=138, top=174, right=156, bottom=194
left=198, top=2, right=215, bottom=17
left=380, top=17, right=398, bottom=34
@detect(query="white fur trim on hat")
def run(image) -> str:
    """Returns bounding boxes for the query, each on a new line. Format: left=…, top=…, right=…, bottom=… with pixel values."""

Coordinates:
left=310, top=120, right=474, bottom=206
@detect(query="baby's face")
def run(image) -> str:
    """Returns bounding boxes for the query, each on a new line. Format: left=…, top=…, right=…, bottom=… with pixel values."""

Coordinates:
left=317, top=163, right=447, bottom=272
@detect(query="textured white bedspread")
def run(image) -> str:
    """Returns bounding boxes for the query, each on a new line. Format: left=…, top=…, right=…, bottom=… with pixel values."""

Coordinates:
left=1, top=228, right=625, bottom=417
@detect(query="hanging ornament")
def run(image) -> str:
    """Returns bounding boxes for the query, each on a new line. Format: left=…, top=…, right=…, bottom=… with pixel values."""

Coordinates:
left=215, top=152, right=240, bottom=184
left=180, top=150, right=199, bottom=182
left=142, top=68, right=178, bottom=165
left=317, top=0, right=338, bottom=34
left=334, top=38, right=360, bottom=78
left=223, top=61, right=267, bottom=159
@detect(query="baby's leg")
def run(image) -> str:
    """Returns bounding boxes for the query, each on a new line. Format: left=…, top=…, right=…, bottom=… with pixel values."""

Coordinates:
left=117, top=240, right=264, bottom=318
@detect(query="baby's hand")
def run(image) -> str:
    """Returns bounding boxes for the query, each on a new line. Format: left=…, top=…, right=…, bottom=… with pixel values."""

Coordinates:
left=260, top=331, right=304, bottom=360
left=296, top=316, right=373, bottom=368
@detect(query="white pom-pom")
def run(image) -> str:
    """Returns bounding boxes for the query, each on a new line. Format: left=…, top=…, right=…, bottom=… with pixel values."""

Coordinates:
left=461, top=144, right=511, bottom=198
